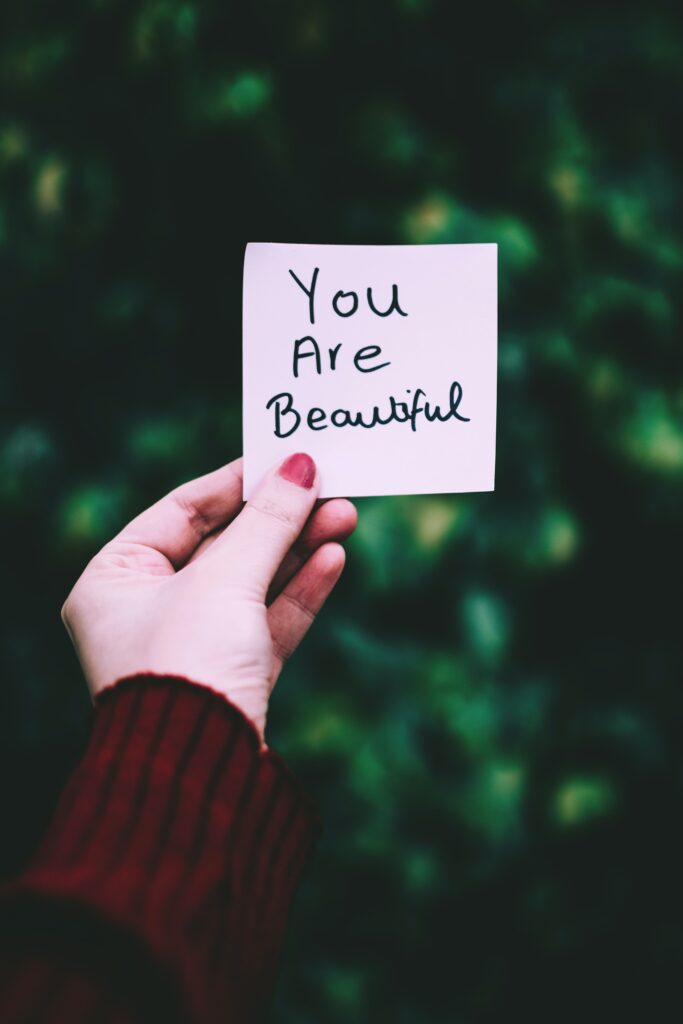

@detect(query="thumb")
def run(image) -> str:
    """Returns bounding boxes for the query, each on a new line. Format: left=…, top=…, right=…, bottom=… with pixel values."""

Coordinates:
left=210, top=453, right=320, bottom=598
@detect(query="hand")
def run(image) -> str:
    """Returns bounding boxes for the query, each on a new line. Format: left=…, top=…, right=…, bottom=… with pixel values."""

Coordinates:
left=61, top=453, right=356, bottom=744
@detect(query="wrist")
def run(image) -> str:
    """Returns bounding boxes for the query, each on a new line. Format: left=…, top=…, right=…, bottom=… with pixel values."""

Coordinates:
left=86, top=660, right=269, bottom=744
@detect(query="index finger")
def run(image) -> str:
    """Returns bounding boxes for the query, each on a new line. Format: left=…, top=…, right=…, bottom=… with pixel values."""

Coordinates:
left=114, top=457, right=244, bottom=569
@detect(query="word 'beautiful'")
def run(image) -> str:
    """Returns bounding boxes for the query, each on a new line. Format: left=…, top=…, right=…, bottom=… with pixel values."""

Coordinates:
left=266, top=382, right=469, bottom=437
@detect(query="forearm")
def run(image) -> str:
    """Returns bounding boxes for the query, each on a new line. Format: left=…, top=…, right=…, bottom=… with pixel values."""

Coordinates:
left=0, top=675, right=320, bottom=1024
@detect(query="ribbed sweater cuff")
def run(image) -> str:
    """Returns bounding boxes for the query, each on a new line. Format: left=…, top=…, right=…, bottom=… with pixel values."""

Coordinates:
left=6, top=674, right=321, bottom=1023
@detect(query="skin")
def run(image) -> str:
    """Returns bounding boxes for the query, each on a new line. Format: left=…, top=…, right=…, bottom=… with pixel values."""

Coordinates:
left=61, top=454, right=357, bottom=747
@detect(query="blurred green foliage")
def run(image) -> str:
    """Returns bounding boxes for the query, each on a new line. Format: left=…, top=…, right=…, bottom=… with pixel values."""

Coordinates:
left=1, top=2, right=682, bottom=1022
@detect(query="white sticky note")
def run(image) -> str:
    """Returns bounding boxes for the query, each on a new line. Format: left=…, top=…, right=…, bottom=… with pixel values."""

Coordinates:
left=242, top=242, right=497, bottom=498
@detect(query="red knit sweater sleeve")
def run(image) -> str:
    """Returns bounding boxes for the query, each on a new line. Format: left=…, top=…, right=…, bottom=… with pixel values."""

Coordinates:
left=0, top=674, right=321, bottom=1024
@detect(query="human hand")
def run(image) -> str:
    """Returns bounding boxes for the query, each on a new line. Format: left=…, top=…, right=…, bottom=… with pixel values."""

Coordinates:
left=61, top=453, right=356, bottom=743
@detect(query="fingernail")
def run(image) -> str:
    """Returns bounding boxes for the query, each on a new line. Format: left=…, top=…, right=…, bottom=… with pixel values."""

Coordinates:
left=278, top=452, right=316, bottom=489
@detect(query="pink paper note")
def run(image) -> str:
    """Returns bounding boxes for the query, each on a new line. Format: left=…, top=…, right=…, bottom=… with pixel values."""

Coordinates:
left=242, top=242, right=497, bottom=498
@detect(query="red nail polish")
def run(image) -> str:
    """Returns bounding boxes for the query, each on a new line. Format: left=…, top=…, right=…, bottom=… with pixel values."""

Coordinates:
left=278, top=452, right=316, bottom=489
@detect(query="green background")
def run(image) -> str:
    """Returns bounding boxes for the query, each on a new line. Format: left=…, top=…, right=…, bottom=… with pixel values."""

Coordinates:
left=1, top=2, right=682, bottom=1021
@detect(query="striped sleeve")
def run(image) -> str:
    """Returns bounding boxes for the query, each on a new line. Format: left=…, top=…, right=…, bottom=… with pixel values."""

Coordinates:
left=0, top=675, right=322, bottom=1024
